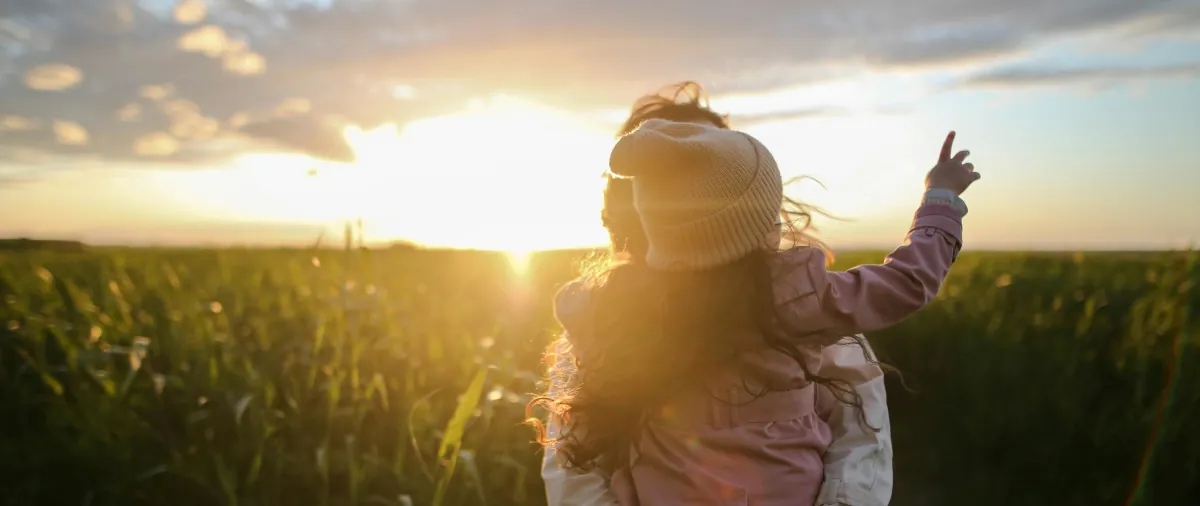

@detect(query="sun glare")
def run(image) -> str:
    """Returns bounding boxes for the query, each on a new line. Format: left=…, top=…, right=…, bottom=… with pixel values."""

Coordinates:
left=506, top=248, right=533, bottom=275
left=337, top=95, right=613, bottom=252
left=154, top=95, right=614, bottom=250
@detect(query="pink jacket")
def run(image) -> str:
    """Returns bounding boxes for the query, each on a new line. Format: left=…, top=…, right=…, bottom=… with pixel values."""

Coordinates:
left=549, top=191, right=965, bottom=506
left=542, top=335, right=893, bottom=506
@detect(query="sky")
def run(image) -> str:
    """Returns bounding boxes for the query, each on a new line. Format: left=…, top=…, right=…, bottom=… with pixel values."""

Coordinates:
left=0, top=0, right=1198, bottom=251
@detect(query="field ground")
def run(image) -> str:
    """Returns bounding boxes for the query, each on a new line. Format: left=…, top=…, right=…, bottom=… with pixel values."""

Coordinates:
left=1, top=247, right=1196, bottom=506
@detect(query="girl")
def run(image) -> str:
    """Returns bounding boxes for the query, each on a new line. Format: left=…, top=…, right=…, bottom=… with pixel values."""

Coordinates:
left=540, top=83, right=894, bottom=506
left=534, top=107, right=977, bottom=505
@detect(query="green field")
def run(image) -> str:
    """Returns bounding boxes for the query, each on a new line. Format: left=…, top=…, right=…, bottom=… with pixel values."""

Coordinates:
left=1, top=247, right=1196, bottom=506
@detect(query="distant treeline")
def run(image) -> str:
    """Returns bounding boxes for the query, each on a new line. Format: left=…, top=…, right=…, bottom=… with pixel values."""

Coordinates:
left=0, top=238, right=86, bottom=252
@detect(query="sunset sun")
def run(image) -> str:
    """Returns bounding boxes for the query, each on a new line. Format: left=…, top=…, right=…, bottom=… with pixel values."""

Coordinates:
left=339, top=95, right=612, bottom=253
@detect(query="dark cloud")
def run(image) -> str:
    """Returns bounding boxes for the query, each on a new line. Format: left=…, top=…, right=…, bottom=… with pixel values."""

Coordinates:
left=1123, top=3, right=1200, bottom=39
left=0, top=0, right=1191, bottom=167
left=957, top=61, right=1200, bottom=89
left=238, top=116, right=355, bottom=162
left=865, top=24, right=1026, bottom=69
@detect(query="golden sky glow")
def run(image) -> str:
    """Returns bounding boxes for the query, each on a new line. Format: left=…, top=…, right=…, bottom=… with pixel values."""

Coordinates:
left=2, top=83, right=1197, bottom=251
left=137, top=95, right=614, bottom=251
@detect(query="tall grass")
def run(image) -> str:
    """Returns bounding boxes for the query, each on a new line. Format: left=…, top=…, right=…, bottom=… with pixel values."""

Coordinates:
left=0, top=247, right=1195, bottom=505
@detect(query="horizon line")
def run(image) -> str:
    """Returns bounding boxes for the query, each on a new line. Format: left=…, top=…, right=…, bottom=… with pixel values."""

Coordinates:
left=2, top=237, right=1193, bottom=254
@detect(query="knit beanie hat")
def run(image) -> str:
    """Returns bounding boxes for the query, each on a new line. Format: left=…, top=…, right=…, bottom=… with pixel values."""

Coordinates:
left=608, top=118, right=783, bottom=271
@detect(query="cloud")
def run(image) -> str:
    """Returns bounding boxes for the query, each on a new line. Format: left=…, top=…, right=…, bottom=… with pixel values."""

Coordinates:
left=173, top=0, right=208, bottom=25
left=0, top=0, right=1192, bottom=167
left=865, top=22, right=1027, bottom=69
left=238, top=116, right=355, bottom=162
left=23, top=64, right=83, bottom=91
left=1109, top=2, right=1200, bottom=41
left=957, top=61, right=1200, bottom=89
left=51, top=121, right=89, bottom=146
left=734, top=107, right=856, bottom=127
left=132, top=132, right=183, bottom=157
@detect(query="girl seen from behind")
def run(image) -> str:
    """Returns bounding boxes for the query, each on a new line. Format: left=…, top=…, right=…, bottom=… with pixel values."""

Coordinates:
left=533, top=84, right=980, bottom=506
left=540, top=83, right=896, bottom=506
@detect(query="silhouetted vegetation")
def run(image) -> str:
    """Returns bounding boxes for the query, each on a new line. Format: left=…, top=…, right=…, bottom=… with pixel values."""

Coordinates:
left=0, top=248, right=1195, bottom=506
left=0, top=238, right=86, bottom=252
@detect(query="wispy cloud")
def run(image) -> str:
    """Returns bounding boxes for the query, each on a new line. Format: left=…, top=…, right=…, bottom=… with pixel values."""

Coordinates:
left=733, top=106, right=888, bottom=127
left=0, top=0, right=1194, bottom=166
left=957, top=61, right=1200, bottom=89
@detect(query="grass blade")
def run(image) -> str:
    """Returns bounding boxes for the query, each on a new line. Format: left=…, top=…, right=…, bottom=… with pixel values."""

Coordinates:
left=431, top=368, right=487, bottom=506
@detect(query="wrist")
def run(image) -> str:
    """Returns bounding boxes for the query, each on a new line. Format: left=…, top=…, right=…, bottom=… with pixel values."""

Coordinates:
left=922, top=188, right=968, bottom=216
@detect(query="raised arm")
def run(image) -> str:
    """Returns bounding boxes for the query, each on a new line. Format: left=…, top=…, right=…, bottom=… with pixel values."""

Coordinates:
left=773, top=132, right=981, bottom=341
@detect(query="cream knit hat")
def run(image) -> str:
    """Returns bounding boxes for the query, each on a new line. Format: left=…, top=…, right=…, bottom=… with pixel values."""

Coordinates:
left=608, top=118, right=783, bottom=271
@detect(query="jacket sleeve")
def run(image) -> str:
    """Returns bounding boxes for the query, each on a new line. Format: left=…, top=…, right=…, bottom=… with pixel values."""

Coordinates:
left=541, top=337, right=622, bottom=506
left=773, top=190, right=966, bottom=341
left=814, top=336, right=893, bottom=506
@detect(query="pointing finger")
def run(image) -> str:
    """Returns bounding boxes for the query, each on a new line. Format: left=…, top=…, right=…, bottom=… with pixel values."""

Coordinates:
left=940, top=131, right=956, bottom=162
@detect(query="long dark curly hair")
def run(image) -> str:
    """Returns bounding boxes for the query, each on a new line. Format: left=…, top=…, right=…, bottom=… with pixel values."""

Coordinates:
left=528, top=82, right=880, bottom=475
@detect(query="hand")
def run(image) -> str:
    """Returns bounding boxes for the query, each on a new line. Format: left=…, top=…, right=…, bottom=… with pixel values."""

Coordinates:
left=925, top=131, right=981, bottom=195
